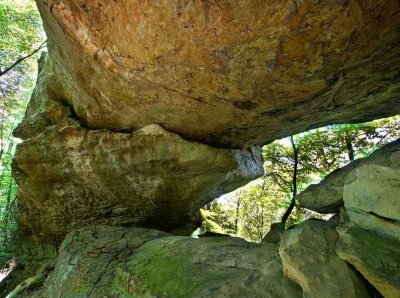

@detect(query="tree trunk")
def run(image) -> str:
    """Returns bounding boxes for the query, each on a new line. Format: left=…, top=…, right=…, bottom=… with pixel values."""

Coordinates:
left=345, top=131, right=355, bottom=161
left=235, top=197, right=241, bottom=235
left=2, top=181, right=14, bottom=246
left=281, top=136, right=298, bottom=226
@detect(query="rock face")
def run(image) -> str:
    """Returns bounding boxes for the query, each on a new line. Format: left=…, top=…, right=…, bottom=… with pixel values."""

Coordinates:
left=297, top=139, right=400, bottom=213
left=333, top=145, right=400, bottom=297
left=13, top=1, right=400, bottom=242
left=33, top=0, right=400, bottom=147
left=293, top=139, right=400, bottom=296
left=23, top=225, right=302, bottom=298
left=343, top=163, right=400, bottom=240
left=279, top=219, right=369, bottom=298
left=8, top=1, right=400, bottom=296
left=336, top=226, right=400, bottom=298
left=13, top=82, right=263, bottom=240
left=0, top=235, right=58, bottom=297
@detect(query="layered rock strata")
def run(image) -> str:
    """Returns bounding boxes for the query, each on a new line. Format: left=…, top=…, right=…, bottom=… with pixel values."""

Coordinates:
left=12, top=141, right=400, bottom=297
left=279, top=220, right=369, bottom=298
left=8, top=0, right=400, bottom=296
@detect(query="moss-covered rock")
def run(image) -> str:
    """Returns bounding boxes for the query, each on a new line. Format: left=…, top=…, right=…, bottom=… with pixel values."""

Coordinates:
left=22, top=225, right=302, bottom=298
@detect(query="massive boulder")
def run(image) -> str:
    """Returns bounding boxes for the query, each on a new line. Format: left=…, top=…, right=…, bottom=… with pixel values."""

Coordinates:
left=296, top=139, right=399, bottom=213
left=22, top=225, right=303, bottom=298
left=13, top=87, right=263, bottom=240
left=292, top=139, right=400, bottom=297
left=33, top=0, right=400, bottom=147
left=14, top=0, right=400, bottom=239
left=7, top=1, right=400, bottom=296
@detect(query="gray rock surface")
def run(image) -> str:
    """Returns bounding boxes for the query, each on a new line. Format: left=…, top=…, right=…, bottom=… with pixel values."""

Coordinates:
left=343, top=163, right=400, bottom=240
left=336, top=225, right=400, bottom=298
left=279, top=219, right=369, bottom=298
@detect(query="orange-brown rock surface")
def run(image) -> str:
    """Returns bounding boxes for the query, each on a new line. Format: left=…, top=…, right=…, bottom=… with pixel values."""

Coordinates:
left=29, top=0, right=400, bottom=147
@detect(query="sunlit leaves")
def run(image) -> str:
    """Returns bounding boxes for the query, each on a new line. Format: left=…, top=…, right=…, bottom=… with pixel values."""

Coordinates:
left=0, top=0, right=43, bottom=260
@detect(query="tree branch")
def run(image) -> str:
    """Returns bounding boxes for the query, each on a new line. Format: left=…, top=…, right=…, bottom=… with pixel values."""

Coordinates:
left=0, top=40, right=47, bottom=77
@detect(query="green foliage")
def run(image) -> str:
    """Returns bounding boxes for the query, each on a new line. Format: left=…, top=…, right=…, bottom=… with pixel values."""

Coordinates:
left=201, top=116, right=399, bottom=242
left=0, top=0, right=42, bottom=66
left=0, top=0, right=43, bottom=263
left=235, top=180, right=285, bottom=242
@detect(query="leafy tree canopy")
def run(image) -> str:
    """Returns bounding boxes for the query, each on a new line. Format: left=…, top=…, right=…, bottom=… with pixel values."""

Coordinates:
left=200, top=116, right=399, bottom=242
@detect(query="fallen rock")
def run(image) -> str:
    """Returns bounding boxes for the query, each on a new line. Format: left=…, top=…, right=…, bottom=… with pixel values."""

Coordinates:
left=279, top=219, right=369, bottom=298
left=336, top=226, right=400, bottom=298
left=23, top=225, right=302, bottom=298
left=297, top=139, right=400, bottom=213
left=13, top=117, right=263, bottom=240
left=28, top=0, right=400, bottom=147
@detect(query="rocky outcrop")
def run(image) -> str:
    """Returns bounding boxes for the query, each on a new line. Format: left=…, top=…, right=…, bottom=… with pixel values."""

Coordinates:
left=8, top=1, right=400, bottom=296
left=293, top=140, right=400, bottom=296
left=333, top=146, right=400, bottom=297
left=13, top=91, right=263, bottom=241
left=22, top=225, right=302, bottom=298
left=0, top=235, right=57, bottom=297
left=336, top=226, right=400, bottom=298
left=13, top=0, right=400, bottom=242
left=32, top=0, right=400, bottom=147
left=296, top=139, right=400, bottom=213
left=279, top=219, right=369, bottom=298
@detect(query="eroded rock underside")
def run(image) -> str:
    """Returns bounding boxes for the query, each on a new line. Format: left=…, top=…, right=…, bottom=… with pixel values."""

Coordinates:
left=6, top=0, right=400, bottom=297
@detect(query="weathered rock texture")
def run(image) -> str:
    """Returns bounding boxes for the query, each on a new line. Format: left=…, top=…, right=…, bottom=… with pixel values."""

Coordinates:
left=297, top=139, right=400, bottom=213
left=0, top=235, right=57, bottom=297
left=336, top=226, right=400, bottom=298
left=279, top=219, right=369, bottom=298
left=343, top=162, right=400, bottom=241
left=334, top=148, right=400, bottom=297
left=22, top=225, right=303, bottom=298
left=32, top=0, right=400, bottom=147
left=13, top=86, right=263, bottom=240
left=293, top=139, right=400, bottom=296
left=14, top=1, right=400, bottom=240
left=9, top=1, right=400, bottom=296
